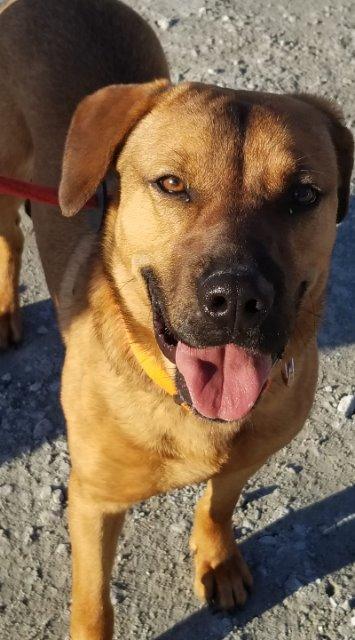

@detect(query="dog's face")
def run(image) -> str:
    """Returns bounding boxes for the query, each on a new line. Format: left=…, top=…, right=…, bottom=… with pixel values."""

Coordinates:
left=60, top=82, right=353, bottom=422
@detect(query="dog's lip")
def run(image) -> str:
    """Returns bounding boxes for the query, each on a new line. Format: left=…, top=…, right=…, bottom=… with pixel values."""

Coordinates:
left=152, top=302, right=178, bottom=363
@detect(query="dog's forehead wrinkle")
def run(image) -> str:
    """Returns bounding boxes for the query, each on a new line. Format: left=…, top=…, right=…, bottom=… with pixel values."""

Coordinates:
left=130, top=93, right=331, bottom=204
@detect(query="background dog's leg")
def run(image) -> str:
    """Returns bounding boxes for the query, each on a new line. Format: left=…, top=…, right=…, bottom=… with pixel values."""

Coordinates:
left=0, top=92, right=33, bottom=348
left=69, top=473, right=125, bottom=640
left=190, top=464, right=263, bottom=611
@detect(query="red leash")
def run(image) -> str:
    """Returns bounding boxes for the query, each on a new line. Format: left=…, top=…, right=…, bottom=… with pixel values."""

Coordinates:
left=0, top=175, right=99, bottom=210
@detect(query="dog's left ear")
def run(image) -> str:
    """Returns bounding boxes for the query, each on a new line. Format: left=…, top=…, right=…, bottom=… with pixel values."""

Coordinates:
left=294, top=94, right=354, bottom=222
left=59, top=80, right=170, bottom=217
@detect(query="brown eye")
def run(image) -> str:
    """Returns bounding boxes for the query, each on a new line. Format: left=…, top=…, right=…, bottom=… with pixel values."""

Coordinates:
left=156, top=175, right=188, bottom=197
left=292, top=184, right=320, bottom=208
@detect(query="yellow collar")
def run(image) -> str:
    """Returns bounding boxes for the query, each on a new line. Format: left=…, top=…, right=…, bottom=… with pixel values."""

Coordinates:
left=120, top=305, right=190, bottom=410
left=125, top=320, right=177, bottom=396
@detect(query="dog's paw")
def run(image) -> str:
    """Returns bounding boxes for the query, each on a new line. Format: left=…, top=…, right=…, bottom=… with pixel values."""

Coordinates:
left=192, top=540, right=253, bottom=611
left=0, top=307, right=22, bottom=349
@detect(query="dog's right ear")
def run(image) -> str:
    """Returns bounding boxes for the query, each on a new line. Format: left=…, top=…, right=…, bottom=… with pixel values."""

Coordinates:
left=59, top=80, right=169, bottom=217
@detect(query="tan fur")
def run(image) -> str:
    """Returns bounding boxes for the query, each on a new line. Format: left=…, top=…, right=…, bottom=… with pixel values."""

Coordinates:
left=0, top=1, right=353, bottom=639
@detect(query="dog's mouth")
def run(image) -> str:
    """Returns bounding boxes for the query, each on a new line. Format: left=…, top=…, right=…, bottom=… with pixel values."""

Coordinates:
left=143, top=270, right=275, bottom=423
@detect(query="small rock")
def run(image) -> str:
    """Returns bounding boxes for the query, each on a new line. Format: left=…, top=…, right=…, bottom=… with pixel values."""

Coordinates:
left=286, top=463, right=303, bottom=474
left=241, top=518, right=252, bottom=530
left=329, top=596, right=337, bottom=608
left=0, top=484, right=13, bottom=497
left=56, top=543, right=68, bottom=555
left=51, top=488, right=64, bottom=511
left=30, top=382, right=42, bottom=392
left=350, top=615, right=355, bottom=627
left=0, top=529, right=10, bottom=554
left=156, top=17, right=169, bottom=31
left=337, top=394, right=355, bottom=418
left=275, top=505, right=293, bottom=518
left=23, top=526, right=35, bottom=545
left=37, top=325, right=48, bottom=335
left=38, top=485, right=52, bottom=501
left=1, top=373, right=12, bottom=384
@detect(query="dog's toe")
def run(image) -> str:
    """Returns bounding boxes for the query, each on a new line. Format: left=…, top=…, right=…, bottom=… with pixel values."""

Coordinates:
left=194, top=546, right=253, bottom=612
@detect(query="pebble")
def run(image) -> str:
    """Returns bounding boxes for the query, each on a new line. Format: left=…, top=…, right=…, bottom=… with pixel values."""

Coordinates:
left=0, top=484, right=13, bottom=497
left=274, top=505, right=293, bottom=519
left=241, top=518, right=252, bottom=530
left=1, top=373, right=12, bottom=383
left=36, top=325, right=48, bottom=335
left=51, top=488, right=64, bottom=506
left=0, top=529, right=10, bottom=553
left=286, top=463, right=303, bottom=474
left=22, top=526, right=35, bottom=545
left=351, top=615, right=355, bottom=627
left=156, top=17, right=170, bottom=31
left=38, top=485, right=52, bottom=501
left=30, top=382, right=42, bottom=392
left=337, top=395, right=355, bottom=418
left=33, top=419, right=53, bottom=441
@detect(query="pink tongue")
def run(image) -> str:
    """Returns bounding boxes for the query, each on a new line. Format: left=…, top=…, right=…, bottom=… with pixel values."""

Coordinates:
left=175, top=342, right=272, bottom=422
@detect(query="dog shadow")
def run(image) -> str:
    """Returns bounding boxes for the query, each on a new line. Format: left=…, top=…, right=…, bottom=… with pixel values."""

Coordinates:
left=155, top=485, right=355, bottom=640
left=318, top=194, right=355, bottom=349
left=0, top=299, right=65, bottom=465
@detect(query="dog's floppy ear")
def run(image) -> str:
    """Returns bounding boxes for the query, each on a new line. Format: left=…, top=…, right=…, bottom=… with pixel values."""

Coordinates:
left=59, top=80, right=169, bottom=217
left=294, top=94, right=354, bottom=222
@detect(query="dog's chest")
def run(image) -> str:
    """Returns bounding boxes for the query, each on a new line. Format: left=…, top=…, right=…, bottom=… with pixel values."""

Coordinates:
left=150, top=426, right=230, bottom=493
left=159, top=455, right=223, bottom=492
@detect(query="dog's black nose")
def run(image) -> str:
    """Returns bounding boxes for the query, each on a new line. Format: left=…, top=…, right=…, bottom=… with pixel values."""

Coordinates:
left=198, top=268, right=274, bottom=334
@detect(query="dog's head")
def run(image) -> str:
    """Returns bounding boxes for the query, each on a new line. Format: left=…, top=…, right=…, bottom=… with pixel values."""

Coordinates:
left=60, top=81, right=353, bottom=422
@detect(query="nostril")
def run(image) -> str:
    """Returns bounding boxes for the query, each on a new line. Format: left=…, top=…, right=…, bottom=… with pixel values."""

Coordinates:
left=244, top=298, right=264, bottom=315
left=209, top=294, right=228, bottom=313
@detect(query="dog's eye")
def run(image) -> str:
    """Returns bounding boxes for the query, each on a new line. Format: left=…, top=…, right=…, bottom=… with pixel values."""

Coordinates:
left=292, top=184, right=320, bottom=208
left=156, top=175, right=188, bottom=196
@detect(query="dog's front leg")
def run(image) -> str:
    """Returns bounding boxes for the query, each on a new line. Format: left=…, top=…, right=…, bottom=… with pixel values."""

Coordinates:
left=68, top=473, right=125, bottom=640
left=190, top=464, right=262, bottom=611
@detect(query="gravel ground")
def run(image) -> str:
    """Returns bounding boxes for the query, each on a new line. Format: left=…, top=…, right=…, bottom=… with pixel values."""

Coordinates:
left=0, top=1, right=354, bottom=639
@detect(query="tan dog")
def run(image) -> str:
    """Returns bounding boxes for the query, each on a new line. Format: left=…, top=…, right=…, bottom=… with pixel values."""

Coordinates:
left=0, top=1, right=353, bottom=638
